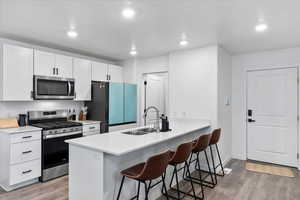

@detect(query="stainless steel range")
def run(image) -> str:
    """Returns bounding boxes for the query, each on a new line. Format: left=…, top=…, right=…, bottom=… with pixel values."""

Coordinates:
left=28, top=110, right=83, bottom=182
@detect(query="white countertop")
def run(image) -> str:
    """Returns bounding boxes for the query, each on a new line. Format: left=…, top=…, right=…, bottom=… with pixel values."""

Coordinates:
left=0, top=126, right=42, bottom=134
left=66, top=118, right=210, bottom=156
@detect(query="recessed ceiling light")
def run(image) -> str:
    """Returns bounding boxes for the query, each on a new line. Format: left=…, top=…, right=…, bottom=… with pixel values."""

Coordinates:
left=255, top=23, right=268, bottom=32
left=179, top=40, right=188, bottom=46
left=130, top=49, right=137, bottom=56
left=122, top=8, right=135, bottom=19
left=67, top=30, right=78, bottom=38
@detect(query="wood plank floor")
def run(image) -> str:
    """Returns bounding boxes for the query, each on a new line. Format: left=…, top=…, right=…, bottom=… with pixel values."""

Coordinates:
left=0, top=159, right=299, bottom=200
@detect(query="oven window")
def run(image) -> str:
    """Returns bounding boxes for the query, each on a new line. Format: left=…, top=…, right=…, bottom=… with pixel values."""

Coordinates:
left=42, top=133, right=82, bottom=169
left=37, top=79, right=69, bottom=96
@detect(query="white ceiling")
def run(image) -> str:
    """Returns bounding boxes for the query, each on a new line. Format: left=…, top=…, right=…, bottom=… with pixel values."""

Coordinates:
left=0, top=0, right=300, bottom=61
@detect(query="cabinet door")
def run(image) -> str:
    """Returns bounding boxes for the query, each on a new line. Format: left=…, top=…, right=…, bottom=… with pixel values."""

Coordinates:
left=55, top=54, right=73, bottom=78
left=73, top=58, right=92, bottom=101
left=91, top=61, right=108, bottom=81
left=124, top=83, right=137, bottom=123
left=2, top=44, right=34, bottom=101
left=108, top=64, right=123, bottom=82
left=34, top=50, right=56, bottom=77
left=109, top=82, right=124, bottom=125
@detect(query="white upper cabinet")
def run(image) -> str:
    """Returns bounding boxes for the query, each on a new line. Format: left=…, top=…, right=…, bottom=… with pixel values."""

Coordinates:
left=34, top=50, right=73, bottom=78
left=108, top=64, right=123, bottom=82
left=73, top=58, right=92, bottom=101
left=0, top=44, right=34, bottom=101
left=91, top=61, right=108, bottom=82
left=55, top=54, right=73, bottom=78
left=34, top=50, right=55, bottom=77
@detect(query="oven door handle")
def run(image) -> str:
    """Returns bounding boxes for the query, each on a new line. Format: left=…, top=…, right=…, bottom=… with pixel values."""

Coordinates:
left=43, top=131, right=82, bottom=139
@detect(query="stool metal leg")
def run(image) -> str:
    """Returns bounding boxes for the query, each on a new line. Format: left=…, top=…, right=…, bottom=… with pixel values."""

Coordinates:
left=204, top=149, right=216, bottom=185
left=144, top=181, right=149, bottom=200
left=210, top=145, right=217, bottom=184
left=185, top=161, right=198, bottom=200
left=137, top=181, right=141, bottom=200
left=161, top=173, right=169, bottom=200
left=216, top=144, right=225, bottom=176
left=116, top=176, right=125, bottom=200
left=174, top=165, right=181, bottom=199
left=169, top=167, right=176, bottom=189
left=196, top=153, right=205, bottom=199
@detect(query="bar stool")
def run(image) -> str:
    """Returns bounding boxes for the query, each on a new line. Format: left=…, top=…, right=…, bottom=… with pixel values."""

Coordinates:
left=116, top=151, right=170, bottom=200
left=184, top=134, right=215, bottom=199
left=163, top=142, right=200, bottom=200
left=209, top=128, right=225, bottom=184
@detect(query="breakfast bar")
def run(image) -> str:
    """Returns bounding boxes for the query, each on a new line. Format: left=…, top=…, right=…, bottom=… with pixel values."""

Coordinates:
left=66, top=119, right=211, bottom=200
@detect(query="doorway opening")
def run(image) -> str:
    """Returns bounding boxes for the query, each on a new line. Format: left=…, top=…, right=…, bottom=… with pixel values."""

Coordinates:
left=141, top=72, right=169, bottom=126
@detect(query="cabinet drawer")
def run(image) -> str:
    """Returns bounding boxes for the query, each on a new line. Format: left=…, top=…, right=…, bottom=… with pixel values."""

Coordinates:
left=10, top=140, right=41, bottom=165
left=10, top=131, right=41, bottom=144
left=83, top=124, right=100, bottom=132
left=9, top=159, right=41, bottom=185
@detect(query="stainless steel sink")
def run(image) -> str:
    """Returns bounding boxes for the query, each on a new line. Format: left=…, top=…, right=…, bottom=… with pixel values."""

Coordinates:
left=122, top=128, right=158, bottom=135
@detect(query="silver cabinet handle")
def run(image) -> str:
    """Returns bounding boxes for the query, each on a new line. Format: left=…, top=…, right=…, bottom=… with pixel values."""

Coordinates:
left=22, top=136, right=32, bottom=139
left=89, top=127, right=95, bottom=130
left=53, top=67, right=55, bottom=75
left=56, top=68, right=59, bottom=75
left=22, top=170, right=32, bottom=174
left=22, top=150, right=32, bottom=154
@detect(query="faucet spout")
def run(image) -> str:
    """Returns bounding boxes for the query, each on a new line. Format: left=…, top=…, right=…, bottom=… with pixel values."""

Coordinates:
left=144, top=106, right=160, bottom=132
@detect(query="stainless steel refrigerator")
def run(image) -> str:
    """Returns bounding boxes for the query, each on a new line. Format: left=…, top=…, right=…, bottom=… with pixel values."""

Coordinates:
left=85, top=81, right=137, bottom=132
left=85, top=81, right=109, bottom=133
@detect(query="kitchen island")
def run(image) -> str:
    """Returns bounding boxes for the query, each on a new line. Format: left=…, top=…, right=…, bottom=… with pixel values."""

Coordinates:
left=66, top=119, right=210, bottom=200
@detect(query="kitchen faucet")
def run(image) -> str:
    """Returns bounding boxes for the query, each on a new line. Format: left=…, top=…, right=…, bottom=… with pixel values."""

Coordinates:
left=143, top=106, right=160, bottom=132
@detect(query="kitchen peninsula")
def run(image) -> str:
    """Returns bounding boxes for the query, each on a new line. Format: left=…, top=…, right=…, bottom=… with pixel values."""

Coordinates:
left=66, top=119, right=211, bottom=200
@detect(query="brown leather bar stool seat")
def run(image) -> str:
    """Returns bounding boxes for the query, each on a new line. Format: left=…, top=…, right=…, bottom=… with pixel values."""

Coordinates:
left=162, top=142, right=200, bottom=200
left=184, top=134, right=215, bottom=199
left=209, top=128, right=225, bottom=185
left=116, top=151, right=170, bottom=200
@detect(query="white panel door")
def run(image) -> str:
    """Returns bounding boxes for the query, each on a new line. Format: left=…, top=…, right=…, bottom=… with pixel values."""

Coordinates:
left=34, top=50, right=56, bottom=77
left=247, top=68, right=298, bottom=167
left=73, top=58, right=92, bottom=101
left=55, top=54, right=73, bottom=78
left=91, top=61, right=108, bottom=81
left=2, top=44, right=34, bottom=100
left=145, top=74, right=165, bottom=124
left=108, top=64, right=123, bottom=82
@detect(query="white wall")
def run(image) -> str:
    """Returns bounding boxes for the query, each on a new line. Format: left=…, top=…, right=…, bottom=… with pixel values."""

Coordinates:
left=0, top=101, right=84, bottom=119
left=232, top=47, right=300, bottom=160
left=169, top=46, right=218, bottom=126
left=217, top=47, right=232, bottom=163
left=122, top=55, right=169, bottom=125
left=122, top=46, right=232, bottom=164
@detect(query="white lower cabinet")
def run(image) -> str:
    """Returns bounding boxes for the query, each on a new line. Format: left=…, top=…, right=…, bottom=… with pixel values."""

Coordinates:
left=10, top=140, right=41, bottom=165
left=0, top=128, right=42, bottom=191
left=9, top=159, right=41, bottom=186
left=82, top=123, right=100, bottom=136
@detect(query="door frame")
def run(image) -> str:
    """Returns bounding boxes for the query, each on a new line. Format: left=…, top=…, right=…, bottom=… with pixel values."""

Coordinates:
left=140, top=71, right=169, bottom=126
left=243, top=65, right=299, bottom=169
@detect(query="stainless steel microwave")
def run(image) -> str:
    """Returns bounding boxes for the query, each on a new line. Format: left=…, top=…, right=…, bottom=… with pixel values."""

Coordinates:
left=33, top=75, right=75, bottom=100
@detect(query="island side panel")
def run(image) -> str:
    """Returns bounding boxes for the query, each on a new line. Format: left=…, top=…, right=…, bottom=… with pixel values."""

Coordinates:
left=104, top=127, right=210, bottom=199
left=69, top=145, right=104, bottom=200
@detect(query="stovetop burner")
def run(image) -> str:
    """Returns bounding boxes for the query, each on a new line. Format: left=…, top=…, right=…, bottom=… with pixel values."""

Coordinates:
left=32, top=121, right=82, bottom=130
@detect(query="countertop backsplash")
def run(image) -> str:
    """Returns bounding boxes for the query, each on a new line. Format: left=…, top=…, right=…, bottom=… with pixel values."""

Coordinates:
left=0, top=101, right=84, bottom=118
